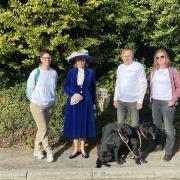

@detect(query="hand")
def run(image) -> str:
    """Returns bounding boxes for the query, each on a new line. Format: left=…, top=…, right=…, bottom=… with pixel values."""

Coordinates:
left=168, top=101, right=174, bottom=107
left=76, top=94, right=84, bottom=102
left=113, top=101, right=119, bottom=109
left=136, top=103, right=142, bottom=110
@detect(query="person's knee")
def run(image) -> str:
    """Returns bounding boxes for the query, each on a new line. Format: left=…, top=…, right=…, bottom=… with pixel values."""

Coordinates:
left=130, top=114, right=139, bottom=126
left=117, top=112, right=126, bottom=124
left=131, top=121, right=139, bottom=127
left=165, top=128, right=175, bottom=136
left=117, top=118, right=125, bottom=124
left=165, top=126, right=175, bottom=136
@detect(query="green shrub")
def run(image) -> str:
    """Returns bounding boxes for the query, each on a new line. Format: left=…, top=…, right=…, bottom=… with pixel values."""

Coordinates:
left=97, top=68, right=117, bottom=92
left=0, top=82, right=66, bottom=148
left=1, top=81, right=179, bottom=149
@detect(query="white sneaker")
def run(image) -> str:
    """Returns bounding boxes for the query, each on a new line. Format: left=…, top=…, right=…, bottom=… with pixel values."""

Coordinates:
left=33, top=151, right=44, bottom=160
left=46, top=153, right=54, bottom=163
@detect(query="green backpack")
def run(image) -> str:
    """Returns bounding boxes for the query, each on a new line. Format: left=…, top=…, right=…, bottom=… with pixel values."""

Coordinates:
left=26, top=68, right=40, bottom=99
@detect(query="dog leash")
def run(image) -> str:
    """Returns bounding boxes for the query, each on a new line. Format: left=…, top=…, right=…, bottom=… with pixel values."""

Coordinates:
left=136, top=129, right=142, bottom=152
left=139, top=128, right=148, bottom=139
left=118, top=129, right=143, bottom=158
left=118, top=130, right=138, bottom=158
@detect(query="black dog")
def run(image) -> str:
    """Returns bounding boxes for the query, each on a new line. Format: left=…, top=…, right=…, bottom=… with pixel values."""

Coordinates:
left=96, top=122, right=159, bottom=168
left=96, top=123, right=139, bottom=168
left=136, top=122, right=160, bottom=163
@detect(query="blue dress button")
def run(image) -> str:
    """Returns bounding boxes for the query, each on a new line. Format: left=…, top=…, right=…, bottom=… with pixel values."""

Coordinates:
left=80, top=91, right=83, bottom=93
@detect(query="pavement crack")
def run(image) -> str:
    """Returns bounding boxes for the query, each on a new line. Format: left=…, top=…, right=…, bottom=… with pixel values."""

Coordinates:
left=26, top=170, right=28, bottom=180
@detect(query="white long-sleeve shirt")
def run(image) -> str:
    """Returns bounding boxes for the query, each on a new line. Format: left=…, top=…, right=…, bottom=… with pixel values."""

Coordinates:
left=26, top=67, right=58, bottom=107
left=114, top=61, right=147, bottom=104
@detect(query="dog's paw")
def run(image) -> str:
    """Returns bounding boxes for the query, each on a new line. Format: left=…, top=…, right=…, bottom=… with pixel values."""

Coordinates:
left=96, top=158, right=102, bottom=168
left=122, top=158, right=127, bottom=163
left=135, top=159, right=141, bottom=165
left=141, top=159, right=147, bottom=163
left=104, top=163, right=111, bottom=167
left=117, top=161, right=123, bottom=165
left=96, top=163, right=102, bottom=168
left=117, top=159, right=124, bottom=165
left=136, top=161, right=141, bottom=165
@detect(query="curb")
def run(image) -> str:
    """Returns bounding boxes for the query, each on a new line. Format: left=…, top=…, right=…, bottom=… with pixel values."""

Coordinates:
left=1, top=167, right=180, bottom=180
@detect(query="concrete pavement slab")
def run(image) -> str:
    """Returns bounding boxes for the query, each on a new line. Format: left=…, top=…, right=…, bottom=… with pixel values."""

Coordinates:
left=0, top=147, right=180, bottom=180
left=0, top=169, right=27, bottom=180
left=27, top=168, right=93, bottom=180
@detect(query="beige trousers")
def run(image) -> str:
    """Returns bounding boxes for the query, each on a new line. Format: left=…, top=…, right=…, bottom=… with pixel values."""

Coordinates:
left=30, top=102, right=54, bottom=153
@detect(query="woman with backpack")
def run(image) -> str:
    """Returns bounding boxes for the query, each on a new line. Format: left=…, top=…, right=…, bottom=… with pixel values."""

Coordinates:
left=150, top=48, right=180, bottom=162
left=26, top=51, right=58, bottom=162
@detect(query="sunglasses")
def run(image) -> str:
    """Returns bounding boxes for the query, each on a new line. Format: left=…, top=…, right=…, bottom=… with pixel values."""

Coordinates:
left=155, top=55, right=165, bottom=60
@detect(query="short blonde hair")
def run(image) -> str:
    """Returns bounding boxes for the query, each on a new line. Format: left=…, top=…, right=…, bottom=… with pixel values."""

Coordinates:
left=153, top=49, right=171, bottom=68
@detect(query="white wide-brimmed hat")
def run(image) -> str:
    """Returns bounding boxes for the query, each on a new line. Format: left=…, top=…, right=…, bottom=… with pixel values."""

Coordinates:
left=66, top=49, right=93, bottom=63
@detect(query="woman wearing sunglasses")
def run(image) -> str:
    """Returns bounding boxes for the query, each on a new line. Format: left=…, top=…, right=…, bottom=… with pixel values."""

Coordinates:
left=150, top=48, right=180, bottom=162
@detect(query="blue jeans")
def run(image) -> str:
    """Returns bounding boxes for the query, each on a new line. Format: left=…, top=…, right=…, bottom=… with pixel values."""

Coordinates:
left=117, top=101, right=139, bottom=127
left=152, top=99, right=176, bottom=155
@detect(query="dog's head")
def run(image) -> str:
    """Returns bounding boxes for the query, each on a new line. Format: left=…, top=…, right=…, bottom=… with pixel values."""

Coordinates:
left=139, top=122, right=157, bottom=139
left=118, top=123, right=133, bottom=139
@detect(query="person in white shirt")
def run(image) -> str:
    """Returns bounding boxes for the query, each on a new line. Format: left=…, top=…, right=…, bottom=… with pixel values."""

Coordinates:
left=150, top=48, right=180, bottom=162
left=113, top=48, right=147, bottom=126
left=26, top=51, right=58, bottom=162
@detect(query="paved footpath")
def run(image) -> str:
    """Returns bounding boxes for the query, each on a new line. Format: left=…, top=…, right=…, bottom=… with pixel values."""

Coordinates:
left=0, top=146, right=180, bottom=180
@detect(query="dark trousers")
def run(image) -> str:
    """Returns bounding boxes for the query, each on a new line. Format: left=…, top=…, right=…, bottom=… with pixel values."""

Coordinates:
left=117, top=101, right=139, bottom=127
left=152, top=99, right=176, bottom=155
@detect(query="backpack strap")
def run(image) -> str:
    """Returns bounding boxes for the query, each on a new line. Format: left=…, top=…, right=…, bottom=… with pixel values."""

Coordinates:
left=35, top=67, right=40, bottom=85
left=25, top=68, right=40, bottom=99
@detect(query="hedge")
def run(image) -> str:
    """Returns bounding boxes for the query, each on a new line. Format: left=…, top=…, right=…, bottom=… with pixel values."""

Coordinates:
left=0, top=82, right=66, bottom=148
left=1, top=82, right=179, bottom=149
left=0, top=82, right=116, bottom=148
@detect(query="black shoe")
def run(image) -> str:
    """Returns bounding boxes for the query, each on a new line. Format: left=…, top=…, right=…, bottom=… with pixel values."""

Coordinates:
left=154, top=144, right=163, bottom=151
left=163, top=154, right=172, bottom=162
left=69, top=151, right=81, bottom=159
left=81, top=152, right=89, bottom=158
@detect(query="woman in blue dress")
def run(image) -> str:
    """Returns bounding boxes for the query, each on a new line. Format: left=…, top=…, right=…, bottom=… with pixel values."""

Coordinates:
left=63, top=49, right=96, bottom=159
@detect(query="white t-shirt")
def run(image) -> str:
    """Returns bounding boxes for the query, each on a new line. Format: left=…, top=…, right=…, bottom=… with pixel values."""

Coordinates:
left=27, top=67, right=58, bottom=107
left=114, top=61, right=147, bottom=103
left=152, top=68, right=172, bottom=100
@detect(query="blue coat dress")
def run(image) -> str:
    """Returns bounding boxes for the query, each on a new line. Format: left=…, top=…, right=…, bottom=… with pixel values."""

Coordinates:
left=63, top=67, right=96, bottom=139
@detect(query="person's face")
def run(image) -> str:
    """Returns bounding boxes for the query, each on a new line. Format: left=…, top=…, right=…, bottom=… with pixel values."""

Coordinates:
left=40, top=53, right=51, bottom=67
left=155, top=52, right=167, bottom=67
left=121, top=50, right=133, bottom=65
left=75, top=59, right=86, bottom=68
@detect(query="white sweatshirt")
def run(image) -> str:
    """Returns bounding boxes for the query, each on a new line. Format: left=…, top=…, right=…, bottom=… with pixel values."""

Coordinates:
left=114, top=61, right=147, bottom=104
left=26, top=67, right=58, bottom=107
